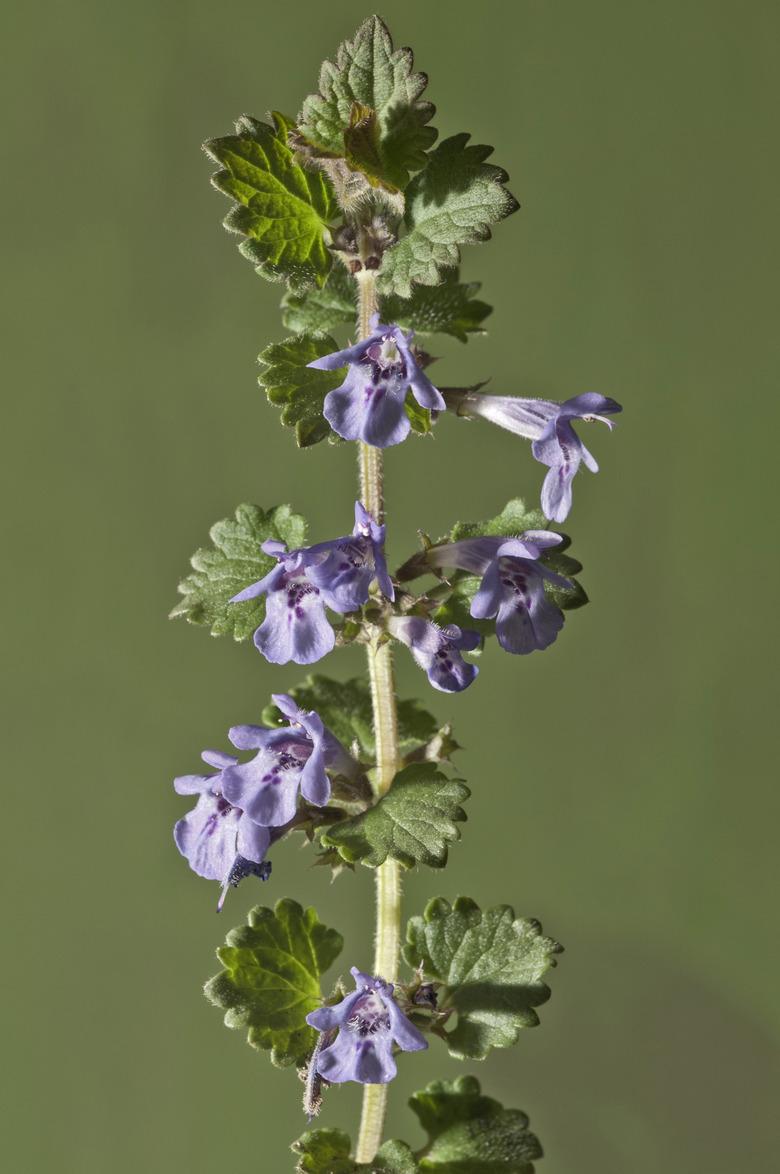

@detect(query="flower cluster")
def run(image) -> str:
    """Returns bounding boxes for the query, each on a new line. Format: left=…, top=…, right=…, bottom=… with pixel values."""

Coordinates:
left=231, top=502, right=392, bottom=665
left=173, top=695, right=355, bottom=908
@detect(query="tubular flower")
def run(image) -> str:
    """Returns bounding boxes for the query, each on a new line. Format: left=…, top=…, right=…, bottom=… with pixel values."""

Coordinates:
left=230, top=503, right=393, bottom=665
left=388, top=615, right=480, bottom=693
left=308, top=316, right=445, bottom=448
left=220, top=693, right=356, bottom=828
left=306, top=967, right=427, bottom=1085
left=443, top=388, right=622, bottom=521
left=426, top=531, right=573, bottom=655
left=173, top=748, right=271, bottom=912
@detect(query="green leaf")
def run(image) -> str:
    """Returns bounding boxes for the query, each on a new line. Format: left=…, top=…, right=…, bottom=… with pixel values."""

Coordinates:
left=257, top=333, right=345, bottom=447
left=293, top=1131, right=418, bottom=1174
left=404, top=897, right=561, bottom=1060
left=405, top=392, right=433, bottom=435
left=262, top=675, right=438, bottom=760
left=282, top=266, right=356, bottom=335
left=449, top=497, right=546, bottom=542
left=410, top=1076, right=543, bottom=1173
left=170, top=503, right=306, bottom=640
left=382, top=270, right=492, bottom=342
left=321, top=763, right=469, bottom=869
left=293, top=1129, right=355, bottom=1174
left=204, top=899, right=343, bottom=1068
left=204, top=111, right=337, bottom=290
left=298, top=16, right=437, bottom=192
left=379, top=135, right=519, bottom=297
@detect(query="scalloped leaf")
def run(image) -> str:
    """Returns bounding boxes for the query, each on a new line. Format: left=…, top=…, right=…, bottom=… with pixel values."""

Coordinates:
left=257, top=333, right=345, bottom=447
left=170, top=503, right=306, bottom=640
left=204, top=899, right=343, bottom=1067
left=405, top=897, right=561, bottom=1060
left=204, top=111, right=337, bottom=289
left=321, top=763, right=469, bottom=869
left=379, top=135, right=518, bottom=297
left=298, top=16, right=437, bottom=192
left=410, top=1075, right=543, bottom=1173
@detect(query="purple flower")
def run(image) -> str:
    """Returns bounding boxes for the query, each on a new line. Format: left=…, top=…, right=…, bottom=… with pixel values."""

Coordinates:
left=426, top=531, right=573, bottom=655
left=173, top=749, right=272, bottom=912
left=220, top=693, right=355, bottom=828
left=308, top=317, right=445, bottom=448
left=442, top=389, right=622, bottom=521
left=306, top=967, right=427, bottom=1085
left=230, top=503, right=393, bottom=665
left=388, top=616, right=480, bottom=693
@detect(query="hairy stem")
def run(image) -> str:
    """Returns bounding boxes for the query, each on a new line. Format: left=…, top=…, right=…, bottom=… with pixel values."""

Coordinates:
left=354, top=268, right=403, bottom=1166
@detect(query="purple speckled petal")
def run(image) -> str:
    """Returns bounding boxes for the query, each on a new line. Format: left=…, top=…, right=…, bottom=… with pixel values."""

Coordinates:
left=174, top=794, right=240, bottom=880
left=254, top=585, right=335, bottom=666
left=495, top=577, right=564, bottom=654
left=221, top=750, right=303, bottom=827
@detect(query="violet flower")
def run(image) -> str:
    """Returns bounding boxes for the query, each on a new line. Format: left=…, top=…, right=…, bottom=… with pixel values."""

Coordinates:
left=388, top=616, right=480, bottom=693
left=308, top=317, right=445, bottom=448
left=173, top=748, right=272, bottom=912
left=230, top=503, right=393, bottom=665
left=443, top=388, right=622, bottom=521
left=306, top=967, right=427, bottom=1085
left=426, top=530, right=573, bottom=655
left=220, top=693, right=355, bottom=828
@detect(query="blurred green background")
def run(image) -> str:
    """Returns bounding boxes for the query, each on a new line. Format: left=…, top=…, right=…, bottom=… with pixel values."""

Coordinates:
left=3, top=1, right=778, bottom=1170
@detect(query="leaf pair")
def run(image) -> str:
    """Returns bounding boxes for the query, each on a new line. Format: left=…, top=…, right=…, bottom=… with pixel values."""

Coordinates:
left=294, top=1076, right=542, bottom=1173
left=207, top=896, right=560, bottom=1069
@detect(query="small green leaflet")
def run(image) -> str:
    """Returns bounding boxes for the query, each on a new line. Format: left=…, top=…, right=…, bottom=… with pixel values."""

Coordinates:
left=282, top=265, right=356, bottom=335
left=261, top=675, right=438, bottom=760
left=283, top=266, right=491, bottom=343
left=321, top=763, right=469, bottom=869
left=257, top=333, right=345, bottom=447
left=410, top=1076, right=543, bottom=1173
left=379, top=135, right=519, bottom=297
left=293, top=1130, right=417, bottom=1174
left=404, top=897, right=562, bottom=1060
left=204, top=899, right=343, bottom=1068
left=448, top=497, right=546, bottom=541
left=170, top=503, right=306, bottom=639
left=204, top=111, right=337, bottom=290
left=383, top=271, right=492, bottom=342
left=298, top=16, right=437, bottom=192
left=293, top=1081, right=542, bottom=1173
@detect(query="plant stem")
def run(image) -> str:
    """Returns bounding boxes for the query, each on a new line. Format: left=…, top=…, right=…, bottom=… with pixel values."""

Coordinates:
left=354, top=268, right=403, bottom=1166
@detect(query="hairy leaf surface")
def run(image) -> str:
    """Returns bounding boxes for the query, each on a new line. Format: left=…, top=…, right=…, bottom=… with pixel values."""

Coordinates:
left=204, top=899, right=342, bottom=1067
left=404, top=897, right=561, bottom=1059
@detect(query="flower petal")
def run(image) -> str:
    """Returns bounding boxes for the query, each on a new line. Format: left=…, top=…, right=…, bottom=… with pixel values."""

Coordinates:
left=254, top=587, right=335, bottom=666
left=221, top=752, right=301, bottom=827
left=236, top=817, right=271, bottom=864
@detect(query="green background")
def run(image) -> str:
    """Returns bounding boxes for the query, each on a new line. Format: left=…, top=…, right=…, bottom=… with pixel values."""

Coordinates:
left=3, top=1, right=777, bottom=1171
